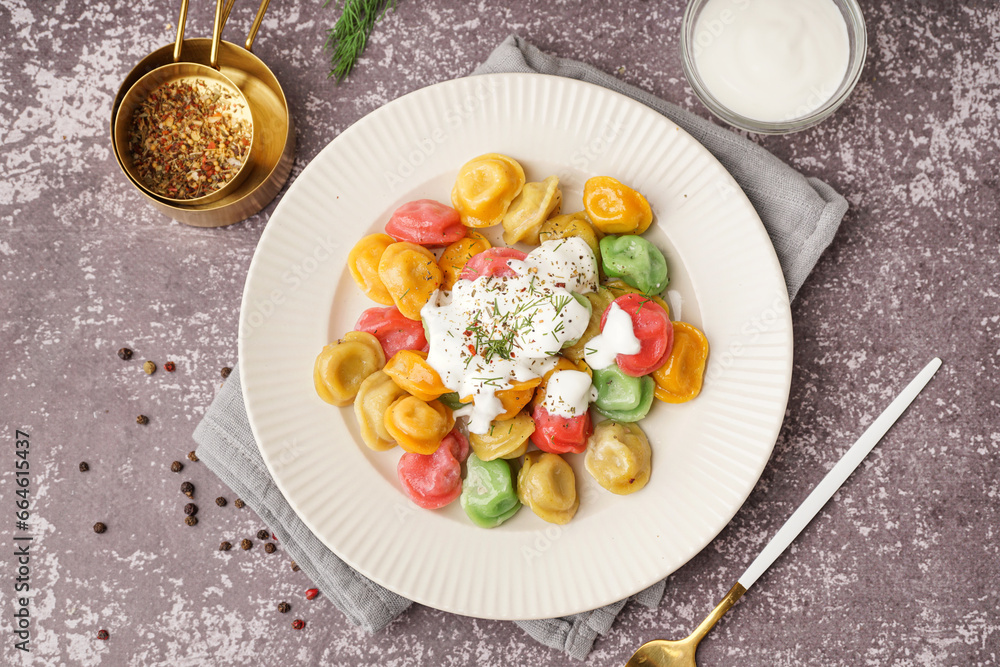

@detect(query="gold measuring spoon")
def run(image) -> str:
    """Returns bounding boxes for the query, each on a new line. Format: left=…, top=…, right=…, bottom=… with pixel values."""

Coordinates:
left=626, top=357, right=942, bottom=667
left=113, top=0, right=255, bottom=205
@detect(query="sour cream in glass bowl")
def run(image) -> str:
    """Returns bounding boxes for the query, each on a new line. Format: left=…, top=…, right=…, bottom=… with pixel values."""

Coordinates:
left=681, top=0, right=867, bottom=134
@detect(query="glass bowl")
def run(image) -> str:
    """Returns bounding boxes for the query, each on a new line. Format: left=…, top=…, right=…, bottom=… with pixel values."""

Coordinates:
left=680, top=0, right=867, bottom=134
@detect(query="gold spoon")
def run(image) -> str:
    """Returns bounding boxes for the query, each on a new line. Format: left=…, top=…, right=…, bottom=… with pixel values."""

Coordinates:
left=626, top=357, right=942, bottom=667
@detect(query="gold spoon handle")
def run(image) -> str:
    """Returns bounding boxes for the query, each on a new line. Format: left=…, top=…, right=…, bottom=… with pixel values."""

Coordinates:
left=245, top=0, right=272, bottom=52
left=687, top=583, right=746, bottom=644
left=737, top=357, right=941, bottom=592
left=172, top=0, right=189, bottom=63
left=209, top=0, right=225, bottom=69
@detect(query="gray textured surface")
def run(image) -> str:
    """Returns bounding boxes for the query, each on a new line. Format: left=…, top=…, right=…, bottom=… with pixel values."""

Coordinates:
left=0, top=1, right=997, bottom=665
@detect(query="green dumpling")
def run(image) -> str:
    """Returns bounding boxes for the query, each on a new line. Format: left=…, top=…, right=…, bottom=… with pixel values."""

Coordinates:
left=591, top=364, right=656, bottom=422
left=461, top=453, right=521, bottom=528
left=600, top=235, right=669, bottom=295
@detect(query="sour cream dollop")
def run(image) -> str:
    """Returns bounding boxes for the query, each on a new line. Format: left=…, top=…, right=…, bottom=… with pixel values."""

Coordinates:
left=422, top=237, right=598, bottom=433
left=584, top=301, right=640, bottom=370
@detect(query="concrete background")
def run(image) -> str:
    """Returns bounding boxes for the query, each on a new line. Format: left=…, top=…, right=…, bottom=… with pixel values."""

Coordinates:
left=0, top=0, right=997, bottom=665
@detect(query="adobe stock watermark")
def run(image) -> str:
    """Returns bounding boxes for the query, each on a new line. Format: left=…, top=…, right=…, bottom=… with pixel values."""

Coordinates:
left=520, top=476, right=602, bottom=563
left=383, top=77, right=504, bottom=190
left=688, top=0, right=755, bottom=60
left=241, top=232, right=342, bottom=339
left=553, top=119, right=626, bottom=192
left=705, top=290, right=789, bottom=385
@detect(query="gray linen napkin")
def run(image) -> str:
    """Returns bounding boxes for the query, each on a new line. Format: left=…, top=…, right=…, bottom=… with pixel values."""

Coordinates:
left=194, top=35, right=848, bottom=661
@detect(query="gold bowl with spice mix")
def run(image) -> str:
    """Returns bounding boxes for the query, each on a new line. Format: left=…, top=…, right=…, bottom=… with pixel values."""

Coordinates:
left=111, top=0, right=295, bottom=227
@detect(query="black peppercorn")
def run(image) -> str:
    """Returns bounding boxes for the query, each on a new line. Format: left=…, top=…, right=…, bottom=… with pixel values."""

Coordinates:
left=93, top=522, right=106, bottom=534
left=219, top=541, right=232, bottom=551
left=257, top=529, right=269, bottom=540
left=185, top=515, right=198, bottom=527
left=215, top=497, right=227, bottom=507
left=292, top=619, right=305, bottom=630
left=184, top=503, right=198, bottom=516
left=164, top=361, right=176, bottom=372
left=79, top=462, right=89, bottom=472
left=234, top=498, right=245, bottom=509
left=181, top=481, right=194, bottom=498
left=171, top=461, right=184, bottom=473
left=290, top=561, right=300, bottom=572
left=221, top=366, right=232, bottom=379
left=241, top=538, right=252, bottom=550
left=97, top=629, right=110, bottom=640
left=117, top=347, right=132, bottom=360
left=278, top=602, right=290, bottom=613
left=136, top=414, right=149, bottom=425
left=187, top=450, right=199, bottom=462
left=264, top=543, right=276, bottom=554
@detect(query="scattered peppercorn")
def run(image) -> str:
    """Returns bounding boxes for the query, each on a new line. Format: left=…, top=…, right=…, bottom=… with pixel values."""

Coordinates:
left=118, top=347, right=133, bottom=360
left=187, top=450, right=199, bottom=462
left=97, top=629, right=109, bottom=640
left=221, top=366, right=232, bottom=379
left=305, top=588, right=319, bottom=600
left=93, top=522, right=107, bottom=534
left=290, top=561, right=300, bottom=572
left=185, top=515, right=198, bottom=527
left=184, top=503, right=198, bottom=516
left=219, top=541, right=232, bottom=551
left=136, top=414, right=149, bottom=425
left=292, top=619, right=305, bottom=630
left=215, top=497, right=227, bottom=507
left=278, top=602, right=291, bottom=613
left=257, top=529, right=269, bottom=540
left=241, top=538, right=252, bottom=550
left=79, top=462, right=89, bottom=472
left=181, top=481, right=194, bottom=498
left=171, top=461, right=184, bottom=473
left=143, top=360, right=157, bottom=375
left=164, top=361, right=176, bottom=372
left=234, top=498, right=245, bottom=509
left=264, top=543, right=276, bottom=554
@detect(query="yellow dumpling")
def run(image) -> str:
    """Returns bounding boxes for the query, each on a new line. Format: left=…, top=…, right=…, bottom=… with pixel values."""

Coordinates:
left=517, top=451, right=579, bottom=524
left=451, top=153, right=526, bottom=228
left=314, top=331, right=386, bottom=407
left=354, top=371, right=409, bottom=451
left=501, top=175, right=562, bottom=245
left=469, top=412, right=535, bottom=461
left=584, top=421, right=652, bottom=495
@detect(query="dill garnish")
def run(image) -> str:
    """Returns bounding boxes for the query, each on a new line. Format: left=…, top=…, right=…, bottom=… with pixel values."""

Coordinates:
left=323, top=0, right=397, bottom=82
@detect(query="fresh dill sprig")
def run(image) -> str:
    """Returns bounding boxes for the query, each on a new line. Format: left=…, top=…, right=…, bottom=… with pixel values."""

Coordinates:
left=323, top=0, right=397, bottom=82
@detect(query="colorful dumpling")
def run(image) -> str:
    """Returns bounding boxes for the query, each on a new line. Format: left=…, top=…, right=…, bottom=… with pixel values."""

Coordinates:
left=653, top=321, right=709, bottom=403
left=383, top=396, right=455, bottom=455
left=469, top=411, right=535, bottom=461
left=600, top=235, right=669, bottom=296
left=591, top=363, right=656, bottom=422
left=314, top=331, right=386, bottom=406
left=347, top=233, right=395, bottom=305
left=377, top=241, right=443, bottom=320
left=382, top=349, right=449, bottom=402
left=354, top=306, right=429, bottom=359
left=461, top=453, right=521, bottom=528
left=501, top=175, right=562, bottom=245
left=583, top=176, right=653, bottom=235
left=561, top=287, right=617, bottom=364
left=385, top=199, right=465, bottom=247
left=517, top=451, right=579, bottom=525
left=585, top=421, right=652, bottom=495
left=398, top=429, right=469, bottom=509
left=353, top=371, right=409, bottom=451
left=451, top=153, right=526, bottom=228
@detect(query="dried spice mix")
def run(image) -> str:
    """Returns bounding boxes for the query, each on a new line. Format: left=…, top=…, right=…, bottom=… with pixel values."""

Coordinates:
left=128, top=79, right=251, bottom=200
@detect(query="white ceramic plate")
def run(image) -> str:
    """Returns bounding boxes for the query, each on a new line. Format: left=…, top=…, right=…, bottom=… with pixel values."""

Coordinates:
left=239, top=73, right=792, bottom=620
